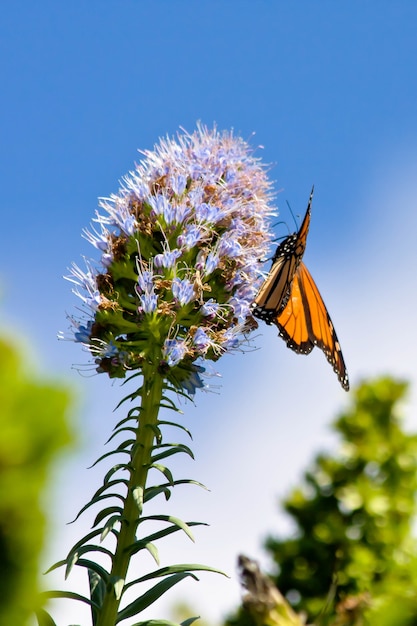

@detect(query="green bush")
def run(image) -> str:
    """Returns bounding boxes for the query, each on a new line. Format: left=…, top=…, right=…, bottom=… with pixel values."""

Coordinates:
left=227, top=378, right=417, bottom=626
left=0, top=337, right=72, bottom=625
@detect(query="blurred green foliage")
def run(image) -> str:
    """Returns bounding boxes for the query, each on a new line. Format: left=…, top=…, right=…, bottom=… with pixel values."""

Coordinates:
left=0, top=336, right=72, bottom=625
left=226, top=378, right=417, bottom=626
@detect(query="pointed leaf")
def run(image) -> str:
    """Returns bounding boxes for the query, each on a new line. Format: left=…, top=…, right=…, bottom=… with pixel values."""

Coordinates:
left=129, top=620, right=198, bottom=626
left=103, top=463, right=132, bottom=484
left=65, top=549, right=79, bottom=578
left=115, top=392, right=141, bottom=411
left=132, top=485, right=144, bottom=513
left=89, top=568, right=106, bottom=625
left=65, top=527, right=111, bottom=557
left=181, top=618, right=200, bottom=626
left=89, top=447, right=131, bottom=469
left=115, top=391, right=141, bottom=411
left=151, top=443, right=194, bottom=463
left=143, top=485, right=172, bottom=503
left=164, top=385, right=193, bottom=403
left=46, top=528, right=116, bottom=574
left=39, top=590, right=99, bottom=609
left=44, top=557, right=67, bottom=574
left=140, top=515, right=195, bottom=541
left=159, top=395, right=182, bottom=412
left=35, top=608, right=58, bottom=626
left=148, top=423, right=163, bottom=443
left=143, top=478, right=208, bottom=505
left=66, top=544, right=114, bottom=574
left=74, top=558, right=110, bottom=582
left=158, top=420, right=192, bottom=438
left=124, top=563, right=227, bottom=591
left=144, top=541, right=160, bottom=565
left=101, top=515, right=122, bottom=541
left=144, top=479, right=207, bottom=503
left=116, top=574, right=194, bottom=621
left=94, top=505, right=123, bottom=527
left=114, top=412, right=140, bottom=429
left=45, top=528, right=118, bottom=574
left=91, top=479, right=128, bottom=502
left=150, top=464, right=174, bottom=485
left=71, top=492, right=126, bottom=523
left=126, top=522, right=206, bottom=557
left=113, top=576, right=125, bottom=600
left=106, top=426, right=138, bottom=444
left=75, top=544, right=114, bottom=559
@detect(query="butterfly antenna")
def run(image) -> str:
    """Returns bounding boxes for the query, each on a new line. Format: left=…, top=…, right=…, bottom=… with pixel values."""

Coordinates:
left=286, top=200, right=300, bottom=231
left=271, top=219, right=291, bottom=233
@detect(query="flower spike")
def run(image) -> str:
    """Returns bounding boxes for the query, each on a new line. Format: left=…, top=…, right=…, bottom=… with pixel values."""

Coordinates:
left=63, top=124, right=274, bottom=392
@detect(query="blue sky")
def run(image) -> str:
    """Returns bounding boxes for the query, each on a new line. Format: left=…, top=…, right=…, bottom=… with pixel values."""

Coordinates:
left=2, top=2, right=417, bottom=624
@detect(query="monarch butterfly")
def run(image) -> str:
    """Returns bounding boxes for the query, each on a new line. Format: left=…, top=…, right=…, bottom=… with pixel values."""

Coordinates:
left=252, top=187, right=349, bottom=391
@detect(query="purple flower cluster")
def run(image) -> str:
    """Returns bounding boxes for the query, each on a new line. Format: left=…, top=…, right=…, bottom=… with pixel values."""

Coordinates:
left=63, top=124, right=274, bottom=391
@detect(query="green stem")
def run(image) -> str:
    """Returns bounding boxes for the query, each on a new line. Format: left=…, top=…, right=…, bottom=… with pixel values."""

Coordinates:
left=96, top=366, right=164, bottom=626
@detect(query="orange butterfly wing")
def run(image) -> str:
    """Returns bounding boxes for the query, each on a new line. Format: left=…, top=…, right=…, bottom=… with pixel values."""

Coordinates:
left=276, top=262, right=349, bottom=391
left=252, top=188, right=313, bottom=321
left=252, top=187, right=349, bottom=391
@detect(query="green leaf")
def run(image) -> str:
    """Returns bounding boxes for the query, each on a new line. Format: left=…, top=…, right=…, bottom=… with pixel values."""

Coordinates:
left=71, top=492, right=126, bottom=523
left=89, top=447, right=131, bottom=469
left=132, top=485, right=144, bottom=513
left=101, top=515, right=123, bottom=541
left=116, top=573, right=195, bottom=622
left=114, top=412, right=140, bottom=429
left=45, top=529, right=116, bottom=572
left=106, top=426, right=138, bottom=445
left=71, top=544, right=114, bottom=560
left=158, top=419, right=193, bottom=439
left=103, top=463, right=132, bottom=484
left=181, top=618, right=200, bottom=626
left=91, top=479, right=129, bottom=501
left=143, top=479, right=208, bottom=504
left=151, top=443, right=194, bottom=463
left=126, top=521, right=206, bottom=557
left=94, top=505, right=123, bottom=527
left=150, top=463, right=174, bottom=485
left=113, top=576, right=125, bottom=600
left=73, top=558, right=110, bottom=583
left=53, top=528, right=111, bottom=568
left=39, top=590, right=99, bottom=609
left=65, top=544, right=114, bottom=578
left=148, top=422, right=163, bottom=443
left=159, top=396, right=183, bottom=412
left=124, top=563, right=227, bottom=590
left=115, top=390, right=142, bottom=411
left=164, top=384, right=194, bottom=403
left=89, top=569, right=106, bottom=625
left=44, top=557, right=67, bottom=574
left=144, top=541, right=160, bottom=565
left=139, top=515, right=196, bottom=541
left=35, top=608, right=58, bottom=626
left=129, top=620, right=197, bottom=626
left=149, top=478, right=207, bottom=491
left=65, top=550, right=79, bottom=578
left=143, top=484, right=172, bottom=503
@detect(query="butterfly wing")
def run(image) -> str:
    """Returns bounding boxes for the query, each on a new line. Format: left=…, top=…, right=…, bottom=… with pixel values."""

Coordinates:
left=252, top=187, right=313, bottom=323
left=252, top=186, right=349, bottom=391
left=252, top=250, right=299, bottom=323
left=276, top=262, right=349, bottom=391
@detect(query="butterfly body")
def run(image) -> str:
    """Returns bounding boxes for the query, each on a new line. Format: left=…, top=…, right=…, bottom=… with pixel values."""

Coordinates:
left=252, top=187, right=349, bottom=391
